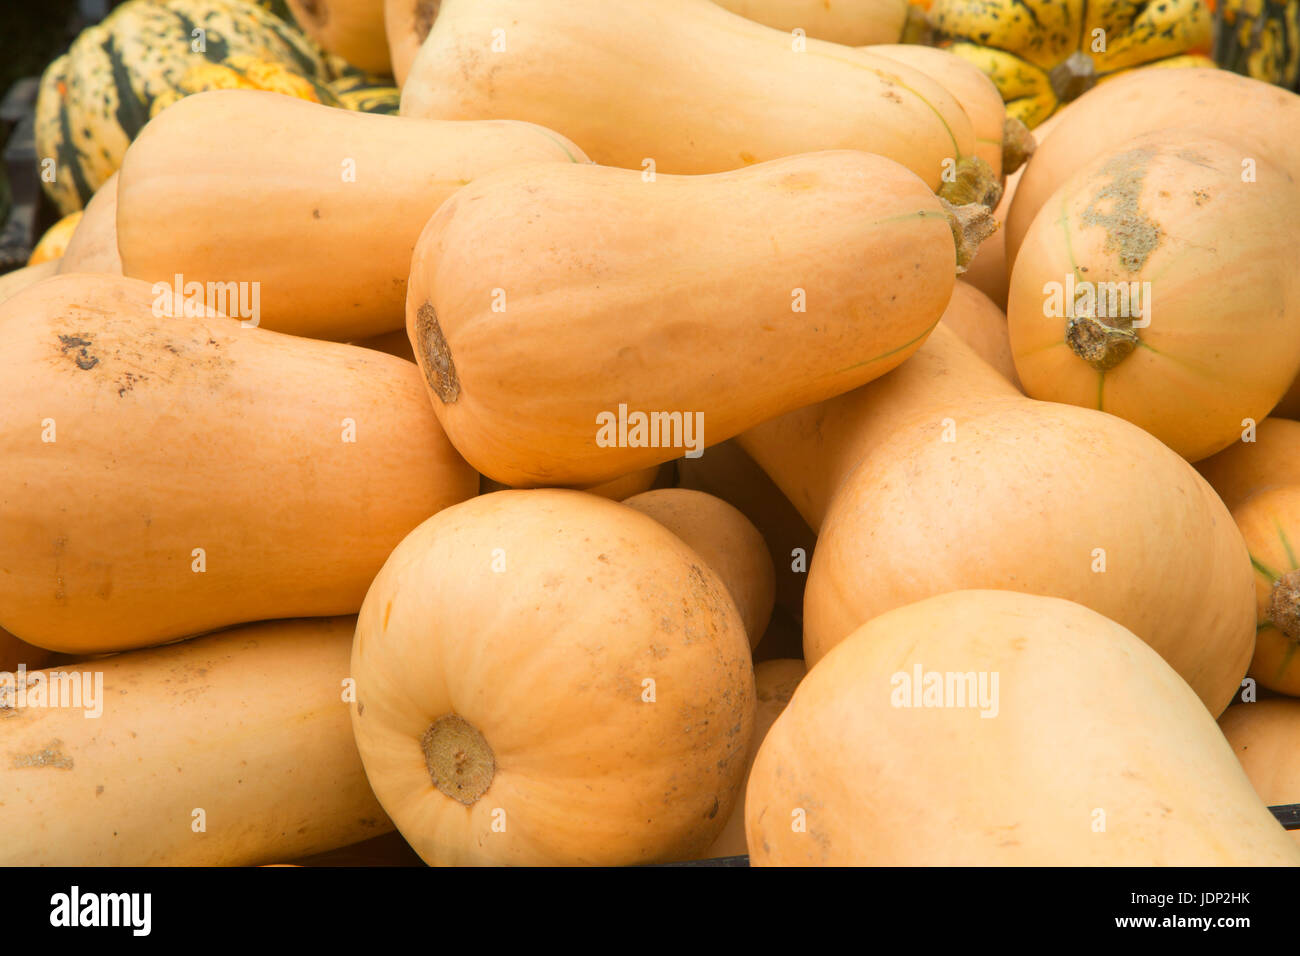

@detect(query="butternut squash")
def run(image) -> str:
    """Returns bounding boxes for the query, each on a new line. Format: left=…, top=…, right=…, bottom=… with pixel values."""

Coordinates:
left=868, top=43, right=1009, bottom=177
left=1197, top=417, right=1300, bottom=511
left=1008, top=130, right=1300, bottom=462
left=1006, top=68, right=1300, bottom=270
left=939, top=280, right=1021, bottom=389
left=0, top=617, right=394, bottom=866
left=384, top=0, right=438, bottom=88
left=407, top=151, right=988, bottom=487
left=746, top=590, right=1300, bottom=865
left=739, top=324, right=1255, bottom=715
left=676, top=440, right=816, bottom=661
left=623, top=489, right=776, bottom=648
left=700, top=657, right=803, bottom=859
left=57, top=172, right=122, bottom=276
left=350, top=489, right=756, bottom=865
left=117, top=89, right=588, bottom=340
left=1220, top=699, right=1300, bottom=843
left=400, top=0, right=995, bottom=199
left=715, top=0, right=918, bottom=46
left=0, top=261, right=59, bottom=305
left=288, top=0, right=391, bottom=75
left=1231, top=485, right=1300, bottom=695
left=0, top=274, right=477, bottom=654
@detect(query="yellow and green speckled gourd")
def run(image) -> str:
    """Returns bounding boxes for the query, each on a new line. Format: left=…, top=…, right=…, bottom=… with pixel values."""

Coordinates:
left=34, top=0, right=331, bottom=215
left=927, top=0, right=1215, bottom=128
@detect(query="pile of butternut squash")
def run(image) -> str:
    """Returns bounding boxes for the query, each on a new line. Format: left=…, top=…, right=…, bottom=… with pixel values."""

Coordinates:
left=2, top=0, right=1299, bottom=868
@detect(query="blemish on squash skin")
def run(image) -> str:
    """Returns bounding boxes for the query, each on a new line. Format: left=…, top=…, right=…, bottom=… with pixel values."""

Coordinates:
left=57, top=334, right=99, bottom=370
left=11, top=740, right=73, bottom=770
left=415, top=302, right=460, bottom=403
left=1079, top=147, right=1162, bottom=273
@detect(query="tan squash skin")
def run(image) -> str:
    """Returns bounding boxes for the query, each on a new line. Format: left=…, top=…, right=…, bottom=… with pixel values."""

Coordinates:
left=700, top=658, right=804, bottom=859
left=349, top=490, right=756, bottom=866
left=0, top=617, right=394, bottom=866
left=401, top=0, right=985, bottom=195
left=1231, top=486, right=1300, bottom=696
left=1197, top=418, right=1300, bottom=511
left=407, top=151, right=964, bottom=487
left=738, top=324, right=1255, bottom=715
left=0, top=274, right=478, bottom=654
left=868, top=44, right=1006, bottom=177
left=677, top=440, right=816, bottom=661
left=288, top=0, right=391, bottom=75
left=1009, top=131, right=1300, bottom=463
left=715, top=0, right=912, bottom=46
left=939, top=280, right=1021, bottom=390
left=117, top=90, right=588, bottom=341
left=384, top=0, right=438, bottom=88
left=0, top=626, right=52, bottom=672
left=58, top=172, right=122, bottom=275
left=0, top=260, right=59, bottom=305
left=747, top=591, right=1300, bottom=866
left=624, top=489, right=776, bottom=649
left=737, top=321, right=1020, bottom=533
left=1006, top=69, right=1300, bottom=271
left=1220, top=699, right=1300, bottom=844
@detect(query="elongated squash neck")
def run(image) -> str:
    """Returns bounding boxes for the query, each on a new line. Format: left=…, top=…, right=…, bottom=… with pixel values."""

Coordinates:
left=422, top=714, right=495, bottom=806
left=738, top=324, right=1019, bottom=531
left=1269, top=571, right=1300, bottom=644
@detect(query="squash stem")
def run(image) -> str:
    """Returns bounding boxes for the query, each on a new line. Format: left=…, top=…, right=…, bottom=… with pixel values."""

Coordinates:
left=1066, top=314, right=1139, bottom=372
left=938, top=155, right=1002, bottom=209
left=941, top=198, right=999, bottom=275
left=1269, top=570, right=1300, bottom=644
left=1002, top=117, right=1036, bottom=177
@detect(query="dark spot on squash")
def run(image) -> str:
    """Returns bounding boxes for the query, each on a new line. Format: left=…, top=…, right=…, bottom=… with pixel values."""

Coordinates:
left=312, top=208, right=321, bottom=219
left=707, top=796, right=719, bottom=819
left=58, top=333, right=98, bottom=370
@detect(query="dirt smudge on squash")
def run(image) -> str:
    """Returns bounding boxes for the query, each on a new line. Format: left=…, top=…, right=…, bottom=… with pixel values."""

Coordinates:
left=1080, top=147, right=1162, bottom=273
left=11, top=739, right=73, bottom=770
left=58, top=333, right=99, bottom=370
